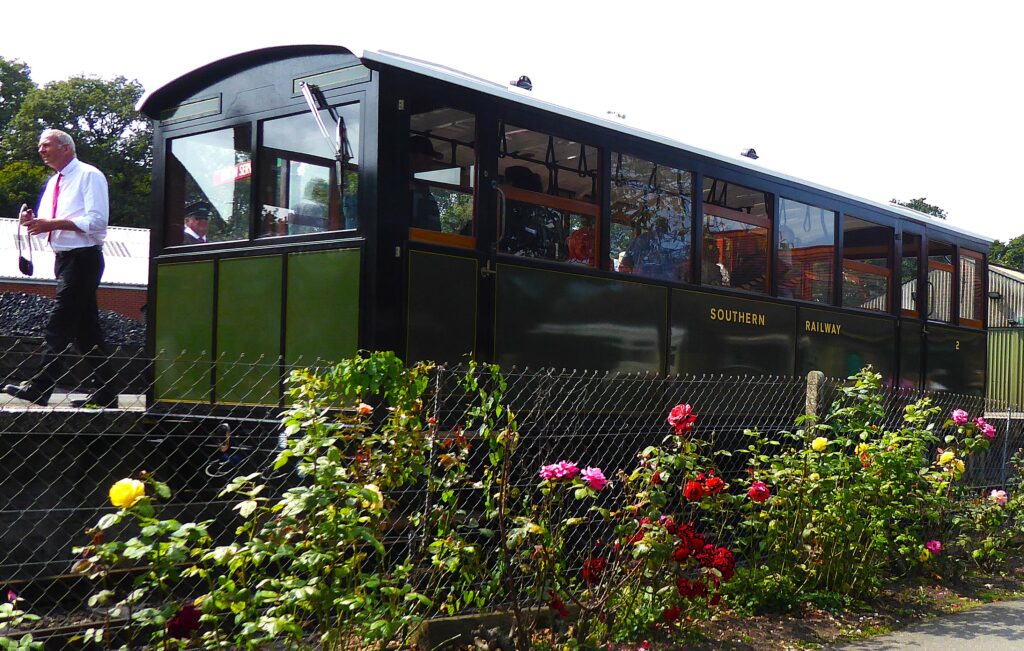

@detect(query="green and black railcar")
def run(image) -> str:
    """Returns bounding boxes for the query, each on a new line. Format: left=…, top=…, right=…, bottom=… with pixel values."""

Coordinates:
left=137, top=44, right=991, bottom=423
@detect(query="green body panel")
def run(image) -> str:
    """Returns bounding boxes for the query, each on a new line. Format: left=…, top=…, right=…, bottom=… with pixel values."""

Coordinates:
left=216, top=256, right=283, bottom=404
left=671, top=290, right=796, bottom=375
left=926, top=325, right=986, bottom=395
left=495, top=264, right=666, bottom=373
left=285, top=248, right=361, bottom=366
left=406, top=250, right=477, bottom=364
left=988, top=328, right=1024, bottom=406
left=899, top=321, right=923, bottom=389
left=796, top=308, right=895, bottom=381
left=154, top=261, right=214, bottom=401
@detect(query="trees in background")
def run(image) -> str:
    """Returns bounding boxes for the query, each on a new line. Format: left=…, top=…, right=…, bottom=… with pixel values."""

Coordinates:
left=990, top=235, right=1024, bottom=271
left=0, top=56, right=151, bottom=227
left=891, top=197, right=947, bottom=220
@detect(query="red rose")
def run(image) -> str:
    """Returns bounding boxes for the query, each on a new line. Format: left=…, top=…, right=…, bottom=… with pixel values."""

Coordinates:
left=667, top=403, right=697, bottom=435
left=659, top=515, right=676, bottom=534
left=683, top=480, right=705, bottom=502
left=704, top=475, right=726, bottom=495
left=663, top=606, right=681, bottom=622
left=709, top=592, right=722, bottom=607
left=672, top=545, right=690, bottom=563
left=748, top=480, right=771, bottom=503
left=582, top=556, right=606, bottom=584
left=167, top=603, right=201, bottom=639
left=690, top=581, right=708, bottom=598
left=650, top=471, right=663, bottom=485
left=676, top=576, right=691, bottom=596
left=548, top=591, right=569, bottom=617
left=676, top=523, right=705, bottom=557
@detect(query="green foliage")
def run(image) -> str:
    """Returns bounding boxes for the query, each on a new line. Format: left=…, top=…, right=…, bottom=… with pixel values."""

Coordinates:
left=990, top=234, right=1024, bottom=271
left=731, top=368, right=994, bottom=610
left=4, top=75, right=151, bottom=227
left=891, top=197, right=947, bottom=219
left=0, top=161, right=48, bottom=219
left=0, top=57, right=34, bottom=136
left=0, top=597, right=43, bottom=650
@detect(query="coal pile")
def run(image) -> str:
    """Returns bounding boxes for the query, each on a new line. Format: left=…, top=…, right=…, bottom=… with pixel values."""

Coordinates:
left=0, top=292, right=145, bottom=347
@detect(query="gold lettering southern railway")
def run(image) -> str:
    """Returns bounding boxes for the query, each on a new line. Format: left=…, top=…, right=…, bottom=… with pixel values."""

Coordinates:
left=709, top=308, right=767, bottom=326
left=805, top=320, right=842, bottom=335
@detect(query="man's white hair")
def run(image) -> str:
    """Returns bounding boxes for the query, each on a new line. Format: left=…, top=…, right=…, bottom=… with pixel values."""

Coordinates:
left=39, top=129, right=76, bottom=155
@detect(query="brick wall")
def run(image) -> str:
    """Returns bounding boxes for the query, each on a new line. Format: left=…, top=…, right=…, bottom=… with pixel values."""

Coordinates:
left=0, top=281, right=146, bottom=321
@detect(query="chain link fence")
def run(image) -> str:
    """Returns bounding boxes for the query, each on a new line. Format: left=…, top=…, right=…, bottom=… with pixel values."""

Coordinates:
left=1, top=340, right=1022, bottom=644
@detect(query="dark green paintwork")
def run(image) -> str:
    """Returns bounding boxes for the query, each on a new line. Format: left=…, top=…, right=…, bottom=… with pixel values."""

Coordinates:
left=671, top=290, right=796, bottom=375
left=154, top=261, right=214, bottom=401
left=926, top=325, right=986, bottom=395
left=406, top=251, right=477, bottom=365
left=495, top=264, right=666, bottom=372
left=797, top=308, right=895, bottom=381
left=899, top=321, right=923, bottom=389
left=216, top=256, right=283, bottom=404
left=285, top=249, right=360, bottom=366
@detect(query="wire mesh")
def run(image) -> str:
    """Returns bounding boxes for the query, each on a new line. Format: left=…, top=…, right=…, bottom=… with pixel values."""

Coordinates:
left=0, top=341, right=1021, bottom=643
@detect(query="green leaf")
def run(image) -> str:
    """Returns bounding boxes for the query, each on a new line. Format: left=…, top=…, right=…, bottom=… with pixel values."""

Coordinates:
left=235, top=500, right=259, bottom=518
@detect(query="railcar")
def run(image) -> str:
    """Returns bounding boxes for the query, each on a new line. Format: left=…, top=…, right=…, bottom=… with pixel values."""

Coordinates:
left=136, top=44, right=991, bottom=419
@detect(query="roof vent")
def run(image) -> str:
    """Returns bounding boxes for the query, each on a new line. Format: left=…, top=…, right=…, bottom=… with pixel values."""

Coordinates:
left=510, top=75, right=532, bottom=91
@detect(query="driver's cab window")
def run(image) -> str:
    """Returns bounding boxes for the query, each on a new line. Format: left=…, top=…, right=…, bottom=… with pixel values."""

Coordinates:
left=257, top=102, right=360, bottom=238
left=408, top=107, right=476, bottom=245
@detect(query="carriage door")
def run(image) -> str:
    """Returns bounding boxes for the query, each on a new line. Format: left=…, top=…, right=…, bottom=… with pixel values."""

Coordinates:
left=403, top=104, right=489, bottom=365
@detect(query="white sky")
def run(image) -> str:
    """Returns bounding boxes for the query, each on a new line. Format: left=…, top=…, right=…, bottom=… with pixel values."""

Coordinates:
left=4, top=0, right=1022, bottom=242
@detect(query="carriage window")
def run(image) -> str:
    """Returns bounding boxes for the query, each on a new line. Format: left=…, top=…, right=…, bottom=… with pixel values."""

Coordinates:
left=702, top=177, right=772, bottom=293
left=842, top=216, right=892, bottom=313
left=959, top=249, right=985, bottom=328
left=258, top=102, right=360, bottom=238
left=498, top=124, right=599, bottom=265
left=777, top=199, right=835, bottom=303
left=408, top=108, right=476, bottom=242
left=901, top=233, right=922, bottom=317
left=610, top=154, right=692, bottom=281
left=165, top=125, right=252, bottom=245
left=927, top=239, right=954, bottom=322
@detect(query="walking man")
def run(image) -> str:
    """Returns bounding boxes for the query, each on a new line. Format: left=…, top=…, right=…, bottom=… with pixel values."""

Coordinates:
left=4, top=129, right=118, bottom=408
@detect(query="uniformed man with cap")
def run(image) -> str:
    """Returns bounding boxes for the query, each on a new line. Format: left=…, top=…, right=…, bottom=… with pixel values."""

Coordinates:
left=182, top=201, right=212, bottom=244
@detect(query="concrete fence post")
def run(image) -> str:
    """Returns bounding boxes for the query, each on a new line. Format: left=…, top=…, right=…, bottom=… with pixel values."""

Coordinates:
left=805, top=370, right=825, bottom=421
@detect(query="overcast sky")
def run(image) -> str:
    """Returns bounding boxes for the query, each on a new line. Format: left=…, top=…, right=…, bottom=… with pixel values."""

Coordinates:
left=4, top=0, right=1022, bottom=242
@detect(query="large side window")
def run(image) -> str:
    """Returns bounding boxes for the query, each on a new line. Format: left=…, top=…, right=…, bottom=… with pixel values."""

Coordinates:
left=842, top=216, right=892, bottom=313
left=927, top=239, right=954, bottom=322
left=702, top=177, right=772, bottom=293
left=165, top=125, right=252, bottom=246
left=258, top=102, right=360, bottom=238
left=407, top=107, right=476, bottom=244
left=498, top=124, right=599, bottom=266
left=959, top=249, right=985, bottom=328
left=901, top=233, right=922, bottom=317
left=610, top=153, right=692, bottom=281
left=778, top=198, right=835, bottom=303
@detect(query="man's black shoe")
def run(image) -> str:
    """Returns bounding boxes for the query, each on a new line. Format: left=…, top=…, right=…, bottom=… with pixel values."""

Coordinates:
left=3, top=383, right=50, bottom=406
left=71, top=393, right=119, bottom=409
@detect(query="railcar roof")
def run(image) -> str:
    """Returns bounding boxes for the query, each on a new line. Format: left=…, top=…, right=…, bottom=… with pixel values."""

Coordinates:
left=139, top=44, right=992, bottom=246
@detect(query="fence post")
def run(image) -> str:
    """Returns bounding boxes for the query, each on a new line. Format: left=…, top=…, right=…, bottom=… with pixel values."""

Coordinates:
left=1004, top=405, right=1013, bottom=489
left=805, top=370, right=825, bottom=421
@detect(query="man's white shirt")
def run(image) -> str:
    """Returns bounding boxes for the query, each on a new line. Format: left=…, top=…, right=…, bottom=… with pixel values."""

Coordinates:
left=35, top=157, right=109, bottom=251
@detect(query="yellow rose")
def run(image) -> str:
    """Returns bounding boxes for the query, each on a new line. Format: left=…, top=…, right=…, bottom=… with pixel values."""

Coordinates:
left=939, top=451, right=956, bottom=466
left=109, top=478, right=145, bottom=509
left=361, top=484, right=384, bottom=513
left=919, top=548, right=931, bottom=562
left=855, top=443, right=869, bottom=456
left=812, top=437, right=829, bottom=453
left=809, top=473, right=820, bottom=481
left=953, top=459, right=965, bottom=474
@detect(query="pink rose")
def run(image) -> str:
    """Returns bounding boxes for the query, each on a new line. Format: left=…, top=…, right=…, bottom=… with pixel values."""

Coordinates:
left=748, top=481, right=770, bottom=503
left=667, top=403, right=697, bottom=435
left=951, top=409, right=969, bottom=425
left=990, top=489, right=1008, bottom=505
left=581, top=467, right=607, bottom=491
left=926, top=539, right=942, bottom=555
left=975, top=417, right=997, bottom=440
left=539, top=460, right=579, bottom=481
